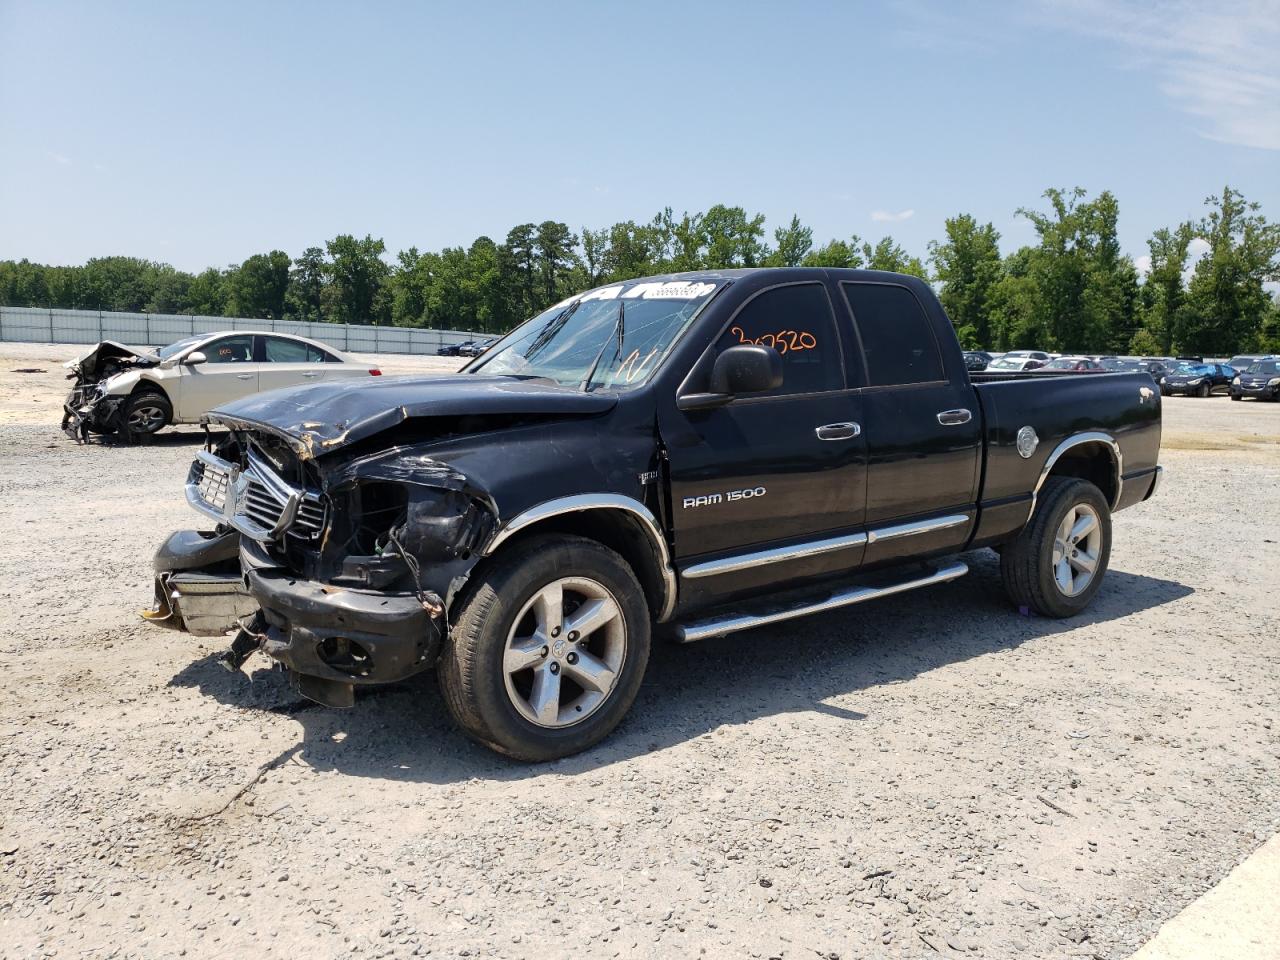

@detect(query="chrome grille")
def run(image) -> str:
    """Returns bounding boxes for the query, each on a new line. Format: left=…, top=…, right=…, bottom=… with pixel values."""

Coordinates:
left=185, top=450, right=324, bottom=541
left=192, top=458, right=230, bottom=510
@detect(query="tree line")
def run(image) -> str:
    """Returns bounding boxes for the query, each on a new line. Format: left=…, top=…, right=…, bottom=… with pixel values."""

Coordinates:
left=2, top=187, right=1277, bottom=355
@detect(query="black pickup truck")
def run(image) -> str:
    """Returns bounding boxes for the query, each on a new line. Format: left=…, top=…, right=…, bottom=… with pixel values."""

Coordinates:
left=147, top=269, right=1163, bottom=760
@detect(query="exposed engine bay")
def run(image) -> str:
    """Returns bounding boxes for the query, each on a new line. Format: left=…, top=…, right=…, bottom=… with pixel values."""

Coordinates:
left=61, top=341, right=160, bottom=441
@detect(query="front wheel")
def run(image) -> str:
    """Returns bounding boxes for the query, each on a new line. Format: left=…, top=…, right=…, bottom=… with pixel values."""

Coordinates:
left=1001, top=477, right=1111, bottom=618
left=1231, top=393, right=1241, bottom=401
left=1197, top=382, right=1211, bottom=398
left=123, top=388, right=172, bottom=436
left=437, top=534, right=651, bottom=761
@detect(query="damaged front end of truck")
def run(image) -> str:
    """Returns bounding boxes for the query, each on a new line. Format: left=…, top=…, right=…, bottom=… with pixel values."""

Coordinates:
left=62, top=341, right=160, bottom=440
left=148, top=421, right=498, bottom=707
left=143, top=373, right=627, bottom=708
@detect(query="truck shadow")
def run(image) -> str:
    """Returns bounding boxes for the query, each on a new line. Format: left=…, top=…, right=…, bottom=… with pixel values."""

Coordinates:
left=169, top=551, right=1193, bottom=784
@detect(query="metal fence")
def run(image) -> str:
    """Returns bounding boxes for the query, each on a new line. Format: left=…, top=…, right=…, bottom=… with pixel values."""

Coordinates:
left=0, top=305, right=479, bottom=355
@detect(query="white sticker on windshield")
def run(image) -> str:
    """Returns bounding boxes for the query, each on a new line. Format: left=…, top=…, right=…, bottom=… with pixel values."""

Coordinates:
left=580, top=285, right=624, bottom=302
left=622, top=281, right=717, bottom=300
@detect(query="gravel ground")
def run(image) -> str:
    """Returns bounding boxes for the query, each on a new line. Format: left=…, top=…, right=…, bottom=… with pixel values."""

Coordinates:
left=0, top=343, right=1277, bottom=959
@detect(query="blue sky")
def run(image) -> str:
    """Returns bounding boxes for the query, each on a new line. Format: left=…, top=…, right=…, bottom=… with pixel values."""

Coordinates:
left=2, top=0, right=1277, bottom=274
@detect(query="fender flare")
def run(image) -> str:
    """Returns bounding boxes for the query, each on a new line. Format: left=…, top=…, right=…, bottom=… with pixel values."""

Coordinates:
left=484, top=494, right=677, bottom=622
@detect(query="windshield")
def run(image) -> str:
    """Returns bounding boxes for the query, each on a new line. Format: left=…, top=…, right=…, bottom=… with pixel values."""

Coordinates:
left=469, top=280, right=721, bottom=390
left=156, top=335, right=205, bottom=360
left=1245, top=360, right=1279, bottom=375
left=1172, top=363, right=1213, bottom=375
left=988, top=357, right=1027, bottom=370
left=1043, top=358, right=1082, bottom=369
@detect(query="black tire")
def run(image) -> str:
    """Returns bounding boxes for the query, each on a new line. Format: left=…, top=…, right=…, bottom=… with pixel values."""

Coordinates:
left=437, top=534, right=651, bottom=761
left=1197, top=382, right=1210, bottom=398
left=122, top=388, right=172, bottom=436
left=1231, top=393, right=1241, bottom=401
left=1000, top=476, right=1111, bottom=618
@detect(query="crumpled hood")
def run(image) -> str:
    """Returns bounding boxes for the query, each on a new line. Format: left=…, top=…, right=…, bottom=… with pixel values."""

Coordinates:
left=209, top=375, right=618, bottom=458
left=66, top=340, right=158, bottom=379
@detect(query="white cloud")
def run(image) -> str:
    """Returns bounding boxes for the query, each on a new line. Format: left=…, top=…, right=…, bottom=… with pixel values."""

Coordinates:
left=1134, top=254, right=1153, bottom=276
left=1037, top=0, right=1280, bottom=150
left=871, top=209, right=915, bottom=222
left=48, top=151, right=71, bottom=166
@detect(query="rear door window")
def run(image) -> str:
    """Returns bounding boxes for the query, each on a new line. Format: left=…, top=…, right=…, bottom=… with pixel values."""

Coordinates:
left=263, top=337, right=327, bottom=363
left=841, top=283, right=944, bottom=386
left=718, top=283, right=843, bottom=397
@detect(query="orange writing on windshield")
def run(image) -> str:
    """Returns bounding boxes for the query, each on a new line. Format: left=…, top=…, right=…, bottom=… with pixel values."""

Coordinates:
left=731, top=327, right=818, bottom=354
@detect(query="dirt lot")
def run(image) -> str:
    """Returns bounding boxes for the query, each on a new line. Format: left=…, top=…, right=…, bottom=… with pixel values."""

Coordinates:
left=1, top=342, right=1277, bottom=959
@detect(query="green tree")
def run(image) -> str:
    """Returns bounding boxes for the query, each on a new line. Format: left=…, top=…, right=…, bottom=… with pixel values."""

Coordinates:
left=929, top=215, right=1002, bottom=348
left=1178, top=186, right=1280, bottom=354
left=1139, top=223, right=1194, bottom=354
left=768, top=214, right=813, bottom=267
left=1014, top=187, right=1138, bottom=352
left=286, top=246, right=328, bottom=322
left=503, top=224, right=538, bottom=318
left=187, top=267, right=227, bottom=315
left=862, top=236, right=927, bottom=278
left=225, top=250, right=290, bottom=319
left=701, top=204, right=767, bottom=268
left=580, top=227, right=609, bottom=287
left=325, top=234, right=389, bottom=324
left=534, top=221, right=578, bottom=307
left=802, top=237, right=864, bottom=268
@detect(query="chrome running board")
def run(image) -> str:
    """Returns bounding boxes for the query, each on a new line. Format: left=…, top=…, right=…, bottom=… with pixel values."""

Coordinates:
left=672, top=561, right=969, bottom=643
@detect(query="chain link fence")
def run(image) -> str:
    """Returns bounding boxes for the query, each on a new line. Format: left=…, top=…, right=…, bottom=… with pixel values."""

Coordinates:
left=0, top=306, right=479, bottom=355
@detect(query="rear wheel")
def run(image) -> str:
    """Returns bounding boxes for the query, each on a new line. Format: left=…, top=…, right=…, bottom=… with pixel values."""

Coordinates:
left=437, top=534, right=651, bottom=761
left=1001, top=477, right=1111, bottom=618
left=123, top=388, right=171, bottom=436
left=1197, top=382, right=1210, bottom=398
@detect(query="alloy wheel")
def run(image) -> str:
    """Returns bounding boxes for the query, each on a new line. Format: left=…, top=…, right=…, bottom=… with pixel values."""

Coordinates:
left=502, top=576, right=627, bottom=728
left=1050, top=503, right=1102, bottom=597
left=127, top=402, right=166, bottom=433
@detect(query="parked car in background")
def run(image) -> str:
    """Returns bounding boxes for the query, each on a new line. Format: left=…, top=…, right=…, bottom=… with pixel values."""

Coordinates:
left=62, top=332, right=381, bottom=440
left=1001, top=350, right=1051, bottom=364
left=1227, top=354, right=1271, bottom=373
left=1102, top=358, right=1169, bottom=380
left=1230, top=358, right=1280, bottom=401
left=458, top=336, right=498, bottom=357
left=1160, top=361, right=1235, bottom=397
left=986, top=354, right=1046, bottom=372
left=1041, top=356, right=1105, bottom=372
left=437, top=340, right=473, bottom=357
left=963, top=350, right=994, bottom=371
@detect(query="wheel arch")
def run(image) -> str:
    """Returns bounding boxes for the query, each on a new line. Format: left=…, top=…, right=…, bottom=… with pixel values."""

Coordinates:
left=482, top=496, right=676, bottom=622
left=1033, top=433, right=1122, bottom=516
left=127, top=377, right=174, bottom=424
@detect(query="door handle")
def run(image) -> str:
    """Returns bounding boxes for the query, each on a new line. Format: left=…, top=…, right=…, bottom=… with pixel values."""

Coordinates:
left=936, top=408, right=972, bottom=426
left=236, top=374, right=253, bottom=380
left=815, top=422, right=861, bottom=441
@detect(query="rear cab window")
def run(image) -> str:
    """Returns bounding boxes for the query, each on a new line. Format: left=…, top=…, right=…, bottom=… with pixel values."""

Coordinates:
left=840, top=282, right=944, bottom=386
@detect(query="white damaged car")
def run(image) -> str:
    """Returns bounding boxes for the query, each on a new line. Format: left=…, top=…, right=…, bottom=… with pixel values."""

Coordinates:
left=62, top=331, right=381, bottom=440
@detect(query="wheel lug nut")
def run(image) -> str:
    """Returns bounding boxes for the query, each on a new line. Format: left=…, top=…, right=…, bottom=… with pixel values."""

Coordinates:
left=566, top=652, right=579, bottom=665
left=568, top=631, right=579, bottom=642
left=549, top=662, right=560, bottom=675
left=540, top=645, right=549, bottom=658
left=551, top=627, right=561, bottom=638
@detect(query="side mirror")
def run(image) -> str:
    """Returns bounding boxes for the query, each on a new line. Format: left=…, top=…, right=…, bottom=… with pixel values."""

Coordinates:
left=678, top=345, right=783, bottom=411
left=183, top=351, right=207, bottom=366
